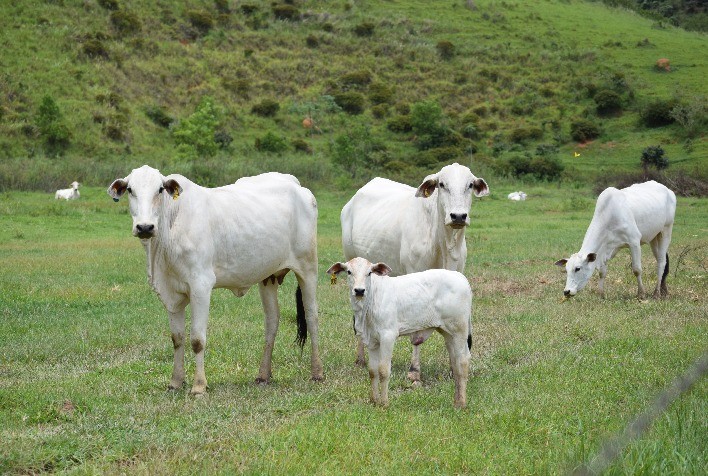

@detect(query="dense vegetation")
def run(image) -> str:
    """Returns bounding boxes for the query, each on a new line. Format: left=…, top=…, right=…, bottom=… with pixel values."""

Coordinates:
left=592, top=0, right=708, bottom=32
left=0, top=0, right=705, bottom=192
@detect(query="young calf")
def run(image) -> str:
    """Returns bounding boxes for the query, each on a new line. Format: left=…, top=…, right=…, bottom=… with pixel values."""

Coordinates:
left=55, top=181, right=80, bottom=200
left=327, top=257, right=472, bottom=408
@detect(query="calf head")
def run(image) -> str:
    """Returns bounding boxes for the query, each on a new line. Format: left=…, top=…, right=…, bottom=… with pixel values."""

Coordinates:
left=414, top=163, right=489, bottom=229
left=71, top=181, right=80, bottom=190
left=555, top=253, right=597, bottom=297
left=327, top=257, right=392, bottom=301
left=107, top=165, right=182, bottom=239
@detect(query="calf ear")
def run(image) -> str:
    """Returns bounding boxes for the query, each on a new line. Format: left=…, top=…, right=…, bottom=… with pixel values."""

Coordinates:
left=555, top=259, right=568, bottom=267
left=107, top=179, right=128, bottom=202
left=163, top=178, right=183, bottom=198
left=370, top=262, right=392, bottom=276
left=586, top=253, right=597, bottom=263
left=415, top=174, right=438, bottom=198
left=326, top=262, right=347, bottom=275
left=472, top=177, right=489, bottom=197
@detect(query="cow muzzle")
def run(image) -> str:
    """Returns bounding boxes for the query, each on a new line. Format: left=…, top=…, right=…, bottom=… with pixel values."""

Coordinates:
left=448, top=213, right=468, bottom=229
left=134, top=223, right=156, bottom=239
left=353, top=288, right=366, bottom=299
left=563, top=289, right=575, bottom=297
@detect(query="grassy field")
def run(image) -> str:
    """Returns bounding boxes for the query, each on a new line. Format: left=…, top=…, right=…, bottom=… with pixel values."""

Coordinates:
left=0, top=178, right=706, bottom=474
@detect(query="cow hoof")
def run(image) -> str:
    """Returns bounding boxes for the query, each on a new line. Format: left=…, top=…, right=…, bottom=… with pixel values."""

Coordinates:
left=190, top=388, right=206, bottom=397
left=454, top=401, right=467, bottom=409
left=255, top=377, right=270, bottom=385
left=354, top=358, right=367, bottom=368
left=311, top=375, right=325, bottom=382
left=168, top=383, right=184, bottom=391
left=407, top=370, right=421, bottom=382
left=410, top=380, right=423, bottom=389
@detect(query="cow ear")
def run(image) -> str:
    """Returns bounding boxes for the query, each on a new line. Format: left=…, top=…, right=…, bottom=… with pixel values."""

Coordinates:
left=415, top=174, right=438, bottom=198
left=107, top=179, right=128, bottom=202
left=555, top=258, right=568, bottom=267
left=370, top=262, right=392, bottom=276
left=471, top=177, right=489, bottom=197
left=163, top=178, right=183, bottom=198
left=586, top=253, right=597, bottom=263
left=326, top=262, right=347, bottom=275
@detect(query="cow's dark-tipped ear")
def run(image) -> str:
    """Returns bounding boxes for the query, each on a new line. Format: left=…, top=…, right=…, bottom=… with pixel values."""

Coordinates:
left=107, top=179, right=128, bottom=202
left=415, top=174, right=438, bottom=198
left=555, top=259, right=568, bottom=267
left=370, top=262, right=392, bottom=276
left=326, top=262, right=347, bottom=275
left=163, top=178, right=183, bottom=199
left=472, top=177, right=489, bottom=197
left=586, top=253, right=597, bottom=263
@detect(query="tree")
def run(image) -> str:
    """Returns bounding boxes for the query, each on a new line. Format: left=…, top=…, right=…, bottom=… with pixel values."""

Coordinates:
left=640, top=145, right=669, bottom=173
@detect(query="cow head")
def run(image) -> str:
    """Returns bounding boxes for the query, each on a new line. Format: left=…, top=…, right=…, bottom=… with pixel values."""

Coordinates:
left=107, top=165, right=182, bottom=239
left=415, top=163, right=488, bottom=229
left=71, top=181, right=80, bottom=190
left=327, top=257, right=392, bottom=301
left=555, top=252, right=597, bottom=297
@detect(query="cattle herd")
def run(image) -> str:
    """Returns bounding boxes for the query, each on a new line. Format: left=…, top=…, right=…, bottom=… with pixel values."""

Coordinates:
left=106, top=164, right=676, bottom=408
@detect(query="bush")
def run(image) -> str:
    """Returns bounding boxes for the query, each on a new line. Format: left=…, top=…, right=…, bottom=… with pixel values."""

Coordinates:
left=255, top=132, right=288, bottom=153
left=222, top=77, right=250, bottom=97
left=671, top=96, right=708, bottom=138
left=415, top=146, right=462, bottom=167
left=82, top=39, right=109, bottom=59
left=371, top=104, right=388, bottom=119
left=240, top=4, right=258, bottom=15
left=640, top=99, right=677, bottom=127
left=333, top=92, right=365, bottom=115
left=339, top=70, right=372, bottom=89
left=368, top=83, right=394, bottom=105
left=36, top=96, right=70, bottom=156
left=461, top=123, right=479, bottom=140
left=594, top=89, right=622, bottom=116
left=436, top=40, right=455, bottom=60
left=145, top=106, right=172, bottom=128
left=498, top=152, right=564, bottom=181
left=353, top=22, right=375, bottom=37
left=186, top=10, right=214, bottom=35
left=387, top=115, right=412, bottom=133
left=272, top=4, right=299, bottom=21
left=97, top=0, right=119, bottom=10
left=305, top=34, right=319, bottom=48
left=411, top=101, right=457, bottom=150
left=331, top=124, right=387, bottom=177
left=640, top=145, right=669, bottom=171
left=172, top=96, right=221, bottom=158
left=509, top=126, right=543, bottom=144
left=570, top=119, right=600, bottom=142
left=292, top=138, right=312, bottom=154
left=110, top=10, right=141, bottom=35
left=251, top=99, right=280, bottom=117
left=214, top=0, right=231, bottom=14
left=214, top=130, right=233, bottom=149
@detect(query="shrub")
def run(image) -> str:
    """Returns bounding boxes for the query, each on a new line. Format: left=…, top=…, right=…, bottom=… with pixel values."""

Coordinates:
left=570, top=119, right=600, bottom=142
left=110, top=10, right=141, bottom=35
left=339, top=70, right=372, bottom=89
left=305, top=34, right=319, bottom=48
left=509, top=126, right=543, bottom=144
left=415, top=146, right=462, bottom=167
left=333, top=92, right=365, bottom=115
left=145, top=105, right=173, bottom=128
left=594, top=89, right=622, bottom=116
left=353, top=22, right=375, bottom=37
left=331, top=125, right=387, bottom=177
left=671, top=96, right=708, bottom=138
left=387, top=115, right=412, bottom=133
left=640, top=145, right=669, bottom=171
left=368, top=83, right=394, bottom=105
left=272, top=4, right=299, bottom=21
left=292, top=138, right=312, bottom=153
left=97, top=0, right=119, bottom=10
left=36, top=96, right=70, bottom=156
left=640, top=99, right=677, bottom=127
left=214, top=130, right=233, bottom=149
left=255, top=132, right=288, bottom=153
left=214, top=0, right=230, bottom=14
left=186, top=10, right=214, bottom=35
left=251, top=99, right=280, bottom=117
left=498, top=152, right=563, bottom=181
left=82, top=39, right=109, bottom=59
left=461, top=123, right=479, bottom=140
left=436, top=40, right=455, bottom=60
left=223, top=77, right=251, bottom=97
left=371, top=104, right=388, bottom=119
left=529, top=156, right=564, bottom=181
left=172, top=96, right=221, bottom=158
left=411, top=100, right=456, bottom=150
left=240, top=4, right=258, bottom=15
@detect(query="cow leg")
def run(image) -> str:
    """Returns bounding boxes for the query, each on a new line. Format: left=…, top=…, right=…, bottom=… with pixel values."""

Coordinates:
left=651, top=228, right=672, bottom=298
left=377, top=334, right=396, bottom=407
left=367, top=343, right=381, bottom=405
left=295, top=272, right=324, bottom=381
left=355, top=335, right=367, bottom=367
left=189, top=288, right=212, bottom=396
left=444, top=332, right=470, bottom=409
left=628, top=243, right=645, bottom=299
left=256, top=282, right=280, bottom=384
left=168, top=306, right=187, bottom=390
left=597, top=265, right=608, bottom=299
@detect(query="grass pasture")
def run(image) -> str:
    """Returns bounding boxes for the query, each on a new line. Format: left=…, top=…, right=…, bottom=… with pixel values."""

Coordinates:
left=0, top=184, right=706, bottom=474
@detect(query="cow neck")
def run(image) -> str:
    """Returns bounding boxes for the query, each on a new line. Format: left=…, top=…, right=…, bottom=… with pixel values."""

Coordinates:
left=144, top=193, right=181, bottom=292
left=579, top=218, right=615, bottom=270
left=425, top=196, right=464, bottom=266
left=352, top=275, right=383, bottom=347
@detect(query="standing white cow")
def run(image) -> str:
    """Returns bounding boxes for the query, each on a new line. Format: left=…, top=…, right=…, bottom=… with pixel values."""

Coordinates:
left=55, top=181, right=80, bottom=200
left=108, top=165, right=323, bottom=395
left=341, top=163, right=488, bottom=382
left=555, top=181, right=676, bottom=299
left=327, top=257, right=472, bottom=408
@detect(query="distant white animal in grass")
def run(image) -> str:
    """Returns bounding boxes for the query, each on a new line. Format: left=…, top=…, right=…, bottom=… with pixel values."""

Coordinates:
left=55, top=181, right=80, bottom=200
left=108, top=165, right=323, bottom=395
left=340, top=163, right=488, bottom=383
left=507, top=191, right=526, bottom=201
left=327, top=257, right=472, bottom=408
left=555, top=181, right=676, bottom=299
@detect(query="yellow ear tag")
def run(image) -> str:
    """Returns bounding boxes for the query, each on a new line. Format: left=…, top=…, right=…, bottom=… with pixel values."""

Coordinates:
left=330, top=274, right=337, bottom=285
left=173, top=189, right=179, bottom=201
left=424, top=188, right=431, bottom=198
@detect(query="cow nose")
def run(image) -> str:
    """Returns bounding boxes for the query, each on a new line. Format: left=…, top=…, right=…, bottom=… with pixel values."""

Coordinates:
left=564, top=290, right=571, bottom=296
left=354, top=288, right=365, bottom=297
left=450, top=213, right=467, bottom=222
left=136, top=224, right=155, bottom=234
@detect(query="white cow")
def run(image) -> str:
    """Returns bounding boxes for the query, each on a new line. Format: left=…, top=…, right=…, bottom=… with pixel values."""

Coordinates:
left=108, top=165, right=323, bottom=395
left=55, top=181, right=80, bottom=200
left=507, top=191, right=526, bottom=201
left=341, top=163, right=487, bottom=381
left=327, top=257, right=472, bottom=408
left=555, top=181, right=676, bottom=299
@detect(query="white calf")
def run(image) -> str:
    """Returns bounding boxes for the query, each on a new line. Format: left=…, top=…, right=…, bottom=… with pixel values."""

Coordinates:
left=55, top=181, right=80, bottom=200
left=327, top=257, right=472, bottom=408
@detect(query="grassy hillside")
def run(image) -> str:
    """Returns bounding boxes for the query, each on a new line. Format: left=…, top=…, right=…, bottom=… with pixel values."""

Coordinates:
left=0, top=0, right=706, bottom=191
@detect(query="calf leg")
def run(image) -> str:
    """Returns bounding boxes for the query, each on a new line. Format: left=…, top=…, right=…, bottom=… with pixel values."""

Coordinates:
left=256, top=282, right=280, bottom=384
left=629, top=243, right=645, bottom=299
left=367, top=344, right=381, bottom=404
left=444, top=332, right=471, bottom=409
left=355, top=336, right=366, bottom=367
left=189, top=288, right=212, bottom=395
left=377, top=334, right=396, bottom=407
left=168, top=306, right=187, bottom=390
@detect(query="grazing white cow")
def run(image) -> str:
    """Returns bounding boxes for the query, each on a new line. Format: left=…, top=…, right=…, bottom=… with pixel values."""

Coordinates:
left=341, top=163, right=487, bottom=381
left=55, top=181, right=80, bottom=200
left=327, top=257, right=472, bottom=408
left=555, top=181, right=676, bottom=299
left=507, top=191, right=526, bottom=201
left=108, top=165, right=323, bottom=395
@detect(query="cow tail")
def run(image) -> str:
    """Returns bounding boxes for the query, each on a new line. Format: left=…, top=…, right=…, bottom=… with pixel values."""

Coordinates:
left=295, top=286, right=307, bottom=349
left=467, top=312, right=473, bottom=351
left=661, top=252, right=669, bottom=286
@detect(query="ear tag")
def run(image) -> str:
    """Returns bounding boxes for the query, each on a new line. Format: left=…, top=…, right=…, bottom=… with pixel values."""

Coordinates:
left=424, top=188, right=431, bottom=198
left=173, top=189, right=180, bottom=201
left=330, top=274, right=337, bottom=285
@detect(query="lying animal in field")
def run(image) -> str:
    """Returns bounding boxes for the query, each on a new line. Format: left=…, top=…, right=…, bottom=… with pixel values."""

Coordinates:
left=327, top=257, right=472, bottom=408
left=55, top=181, right=80, bottom=200
left=108, top=165, right=323, bottom=395
left=507, top=191, right=526, bottom=201
left=340, top=163, right=487, bottom=382
left=555, top=180, right=676, bottom=299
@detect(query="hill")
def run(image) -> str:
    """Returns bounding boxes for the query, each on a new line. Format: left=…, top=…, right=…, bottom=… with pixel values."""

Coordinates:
left=0, top=0, right=705, bottom=191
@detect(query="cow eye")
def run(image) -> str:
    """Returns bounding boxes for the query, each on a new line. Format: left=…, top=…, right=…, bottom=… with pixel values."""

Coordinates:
left=574, top=267, right=581, bottom=272
left=126, top=187, right=133, bottom=195
left=158, top=186, right=164, bottom=194
left=347, top=270, right=351, bottom=275
left=439, top=182, right=445, bottom=189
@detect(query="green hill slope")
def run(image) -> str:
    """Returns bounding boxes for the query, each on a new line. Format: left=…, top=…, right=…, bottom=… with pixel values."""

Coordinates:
left=0, top=0, right=705, bottom=190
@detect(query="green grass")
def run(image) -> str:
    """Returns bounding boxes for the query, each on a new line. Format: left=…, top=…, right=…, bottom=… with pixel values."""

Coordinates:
left=1, top=184, right=706, bottom=474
